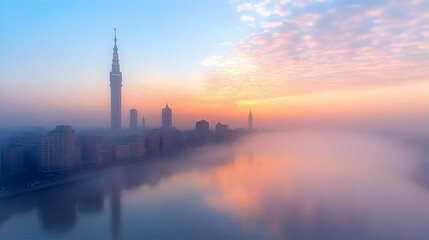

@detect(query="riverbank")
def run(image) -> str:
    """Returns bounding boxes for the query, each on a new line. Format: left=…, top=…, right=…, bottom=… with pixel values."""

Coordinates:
left=0, top=162, right=143, bottom=200
left=0, top=152, right=182, bottom=200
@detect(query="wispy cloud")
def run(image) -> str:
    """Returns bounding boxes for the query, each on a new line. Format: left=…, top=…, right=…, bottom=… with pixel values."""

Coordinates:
left=241, top=15, right=255, bottom=22
left=200, top=56, right=224, bottom=66
left=203, top=0, right=429, bottom=102
left=237, top=0, right=290, bottom=17
left=261, top=21, right=283, bottom=28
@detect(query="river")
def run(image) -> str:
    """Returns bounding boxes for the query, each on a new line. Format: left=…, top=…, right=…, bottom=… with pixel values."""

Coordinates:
left=1, top=130, right=428, bottom=239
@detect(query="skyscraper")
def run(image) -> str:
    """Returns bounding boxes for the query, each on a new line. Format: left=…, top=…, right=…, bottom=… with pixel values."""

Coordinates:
left=215, top=122, right=229, bottom=142
left=196, top=120, right=209, bottom=134
left=110, top=28, right=122, bottom=130
left=162, top=104, right=172, bottom=129
left=130, top=109, right=137, bottom=129
left=248, top=109, right=253, bottom=131
left=141, top=116, right=146, bottom=129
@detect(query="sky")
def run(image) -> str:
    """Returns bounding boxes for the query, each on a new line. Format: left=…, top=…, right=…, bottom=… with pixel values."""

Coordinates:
left=0, top=0, right=428, bottom=133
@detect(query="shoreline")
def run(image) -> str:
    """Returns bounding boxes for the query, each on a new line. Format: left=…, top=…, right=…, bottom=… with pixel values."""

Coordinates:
left=0, top=137, right=248, bottom=200
left=0, top=157, right=162, bottom=200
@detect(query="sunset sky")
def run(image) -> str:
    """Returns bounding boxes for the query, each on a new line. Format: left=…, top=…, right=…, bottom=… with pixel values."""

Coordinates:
left=0, top=0, right=428, bottom=132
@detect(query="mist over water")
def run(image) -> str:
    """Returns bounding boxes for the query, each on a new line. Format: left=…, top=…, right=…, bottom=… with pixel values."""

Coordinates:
left=0, top=130, right=428, bottom=239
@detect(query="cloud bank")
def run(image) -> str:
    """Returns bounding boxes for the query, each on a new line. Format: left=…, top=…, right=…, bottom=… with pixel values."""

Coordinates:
left=202, top=0, right=429, bottom=101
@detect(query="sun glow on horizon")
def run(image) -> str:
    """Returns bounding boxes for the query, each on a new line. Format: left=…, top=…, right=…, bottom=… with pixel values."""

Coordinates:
left=0, top=0, right=427, bottom=132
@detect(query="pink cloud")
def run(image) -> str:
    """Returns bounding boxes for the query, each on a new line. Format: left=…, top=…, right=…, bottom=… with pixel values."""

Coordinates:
left=241, top=15, right=255, bottom=22
left=262, top=21, right=283, bottom=28
left=204, top=0, right=429, bottom=101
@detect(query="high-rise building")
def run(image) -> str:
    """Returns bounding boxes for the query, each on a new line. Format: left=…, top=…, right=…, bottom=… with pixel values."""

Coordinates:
left=162, top=104, right=172, bottom=129
left=215, top=122, right=229, bottom=142
left=110, top=28, right=122, bottom=130
left=130, top=109, right=138, bottom=129
left=141, top=116, right=146, bottom=129
left=40, top=125, right=80, bottom=171
left=195, top=120, right=209, bottom=134
left=248, top=109, right=253, bottom=131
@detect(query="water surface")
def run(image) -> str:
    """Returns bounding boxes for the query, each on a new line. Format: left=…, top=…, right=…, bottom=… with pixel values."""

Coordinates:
left=1, top=131, right=428, bottom=239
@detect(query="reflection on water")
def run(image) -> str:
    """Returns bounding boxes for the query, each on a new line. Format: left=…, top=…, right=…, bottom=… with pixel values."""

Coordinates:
left=0, top=131, right=428, bottom=239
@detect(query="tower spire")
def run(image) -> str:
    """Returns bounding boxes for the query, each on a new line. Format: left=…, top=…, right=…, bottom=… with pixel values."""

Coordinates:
left=111, top=28, right=120, bottom=73
left=114, top=28, right=118, bottom=50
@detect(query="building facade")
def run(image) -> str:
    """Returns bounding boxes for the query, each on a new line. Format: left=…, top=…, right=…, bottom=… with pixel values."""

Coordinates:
left=0, top=144, right=24, bottom=174
left=40, top=125, right=80, bottom=171
left=78, top=136, right=103, bottom=166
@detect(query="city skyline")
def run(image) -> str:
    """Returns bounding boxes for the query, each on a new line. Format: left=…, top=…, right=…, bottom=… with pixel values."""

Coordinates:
left=0, top=0, right=428, bottom=134
left=0, top=1, right=428, bottom=239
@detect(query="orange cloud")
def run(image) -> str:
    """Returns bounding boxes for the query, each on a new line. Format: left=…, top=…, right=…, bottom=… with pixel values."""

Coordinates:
left=203, top=0, right=429, bottom=102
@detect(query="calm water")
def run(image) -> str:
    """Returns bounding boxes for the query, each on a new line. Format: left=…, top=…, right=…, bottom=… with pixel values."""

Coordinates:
left=1, top=131, right=428, bottom=239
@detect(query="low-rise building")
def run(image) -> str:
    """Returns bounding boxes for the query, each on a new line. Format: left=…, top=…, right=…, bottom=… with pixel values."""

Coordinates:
left=1, top=143, right=24, bottom=174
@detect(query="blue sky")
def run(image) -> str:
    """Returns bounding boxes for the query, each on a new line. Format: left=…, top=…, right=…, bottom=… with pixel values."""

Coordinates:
left=0, top=0, right=248, bottom=128
left=0, top=0, right=243, bottom=81
left=0, top=0, right=427, bottom=130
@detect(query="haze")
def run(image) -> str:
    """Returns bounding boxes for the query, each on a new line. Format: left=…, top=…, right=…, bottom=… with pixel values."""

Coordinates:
left=0, top=0, right=428, bottom=133
left=1, top=131, right=428, bottom=239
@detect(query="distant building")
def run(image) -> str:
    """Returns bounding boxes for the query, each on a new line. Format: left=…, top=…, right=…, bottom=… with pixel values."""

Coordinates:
left=248, top=109, right=253, bottom=131
left=78, top=136, right=103, bottom=166
left=160, top=134, right=178, bottom=154
left=162, top=104, right=172, bottom=129
left=195, top=120, right=209, bottom=135
left=128, top=136, right=145, bottom=160
left=186, top=124, right=213, bottom=147
left=114, top=144, right=131, bottom=162
left=101, top=146, right=115, bottom=165
left=21, top=137, right=41, bottom=172
left=40, top=135, right=54, bottom=170
left=1, top=144, right=24, bottom=174
left=110, top=28, right=122, bottom=130
left=146, top=132, right=160, bottom=155
left=40, top=125, right=80, bottom=171
left=130, top=109, right=138, bottom=130
left=141, top=116, right=146, bottom=129
left=215, top=122, right=229, bottom=142
left=107, top=136, right=146, bottom=163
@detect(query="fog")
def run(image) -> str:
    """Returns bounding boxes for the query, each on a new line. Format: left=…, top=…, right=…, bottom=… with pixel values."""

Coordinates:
left=0, top=130, right=428, bottom=239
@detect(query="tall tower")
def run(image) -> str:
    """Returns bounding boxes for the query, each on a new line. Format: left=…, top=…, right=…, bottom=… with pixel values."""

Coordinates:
left=141, top=116, right=146, bottom=129
left=162, top=104, right=172, bottom=129
left=130, top=109, right=137, bottom=129
left=248, top=109, right=253, bottom=131
left=110, top=28, right=122, bottom=130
